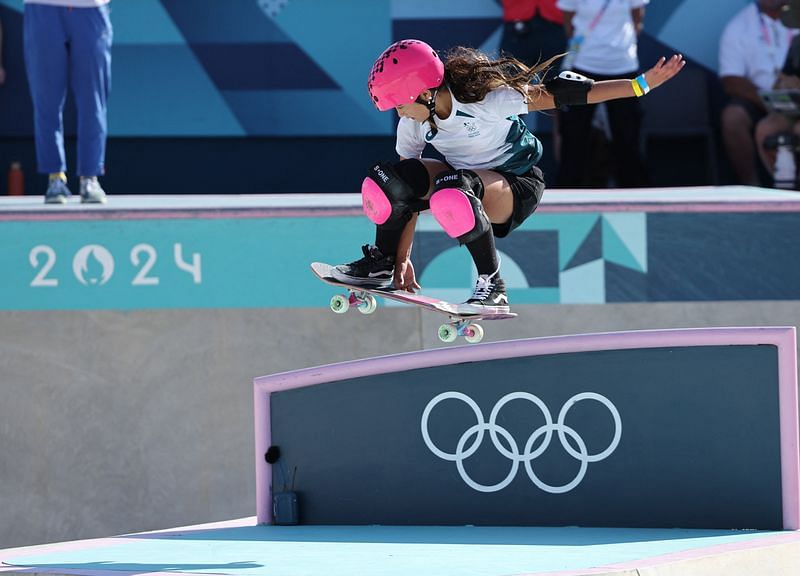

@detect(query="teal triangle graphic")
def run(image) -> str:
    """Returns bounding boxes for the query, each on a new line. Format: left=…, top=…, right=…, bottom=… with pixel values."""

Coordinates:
left=564, top=218, right=601, bottom=271
left=456, top=111, right=476, bottom=118
left=603, top=214, right=647, bottom=272
left=555, top=214, right=600, bottom=270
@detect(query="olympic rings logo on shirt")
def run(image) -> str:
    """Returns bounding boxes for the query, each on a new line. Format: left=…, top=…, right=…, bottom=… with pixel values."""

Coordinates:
left=420, top=391, right=622, bottom=494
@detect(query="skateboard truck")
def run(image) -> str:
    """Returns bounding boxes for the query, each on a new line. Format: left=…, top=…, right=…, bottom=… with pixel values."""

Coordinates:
left=330, top=289, right=378, bottom=315
left=438, top=319, right=485, bottom=344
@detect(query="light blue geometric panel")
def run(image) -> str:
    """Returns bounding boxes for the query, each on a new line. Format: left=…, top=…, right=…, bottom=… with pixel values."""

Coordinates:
left=111, top=0, right=185, bottom=45
left=221, top=90, right=389, bottom=135
left=560, top=259, right=605, bottom=304
left=391, top=0, right=501, bottom=19
left=603, top=214, right=647, bottom=273
left=657, top=0, right=750, bottom=72
left=110, top=46, right=244, bottom=136
left=270, top=0, right=390, bottom=120
left=0, top=0, right=21, bottom=12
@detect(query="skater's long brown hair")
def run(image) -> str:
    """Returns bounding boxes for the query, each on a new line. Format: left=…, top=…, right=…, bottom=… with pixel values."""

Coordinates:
left=442, top=46, right=560, bottom=104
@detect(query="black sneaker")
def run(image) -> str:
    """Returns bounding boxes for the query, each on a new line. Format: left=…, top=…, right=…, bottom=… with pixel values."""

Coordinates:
left=464, top=274, right=509, bottom=312
left=331, top=244, right=395, bottom=287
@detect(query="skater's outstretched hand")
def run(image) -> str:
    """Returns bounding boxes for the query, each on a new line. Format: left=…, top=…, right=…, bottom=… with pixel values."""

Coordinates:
left=642, top=54, right=686, bottom=90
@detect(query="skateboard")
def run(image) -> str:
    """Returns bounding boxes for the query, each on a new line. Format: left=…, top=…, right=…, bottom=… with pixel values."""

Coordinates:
left=311, top=262, right=516, bottom=344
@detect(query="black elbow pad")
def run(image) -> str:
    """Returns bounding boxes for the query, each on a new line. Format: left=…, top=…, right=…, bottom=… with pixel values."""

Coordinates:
left=545, top=71, right=594, bottom=108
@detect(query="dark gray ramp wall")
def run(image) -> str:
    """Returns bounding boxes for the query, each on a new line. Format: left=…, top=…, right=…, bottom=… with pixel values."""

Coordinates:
left=256, top=327, right=799, bottom=530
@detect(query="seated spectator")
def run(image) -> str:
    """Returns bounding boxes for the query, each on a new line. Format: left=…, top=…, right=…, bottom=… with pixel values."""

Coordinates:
left=754, top=33, right=800, bottom=187
left=719, top=0, right=794, bottom=186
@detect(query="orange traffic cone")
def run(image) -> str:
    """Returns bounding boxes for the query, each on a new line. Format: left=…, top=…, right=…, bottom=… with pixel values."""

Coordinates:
left=8, top=162, right=24, bottom=196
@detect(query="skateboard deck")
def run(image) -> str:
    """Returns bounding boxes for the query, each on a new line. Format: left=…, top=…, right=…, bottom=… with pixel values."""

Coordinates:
left=311, top=262, right=516, bottom=343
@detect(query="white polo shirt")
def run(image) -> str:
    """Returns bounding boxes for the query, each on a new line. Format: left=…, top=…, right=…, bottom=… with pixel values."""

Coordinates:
left=556, top=0, right=649, bottom=75
left=719, top=2, right=795, bottom=91
left=395, top=86, right=543, bottom=175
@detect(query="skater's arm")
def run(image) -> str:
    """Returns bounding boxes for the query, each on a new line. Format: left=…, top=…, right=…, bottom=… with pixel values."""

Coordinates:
left=527, top=54, right=685, bottom=111
left=394, top=213, right=421, bottom=292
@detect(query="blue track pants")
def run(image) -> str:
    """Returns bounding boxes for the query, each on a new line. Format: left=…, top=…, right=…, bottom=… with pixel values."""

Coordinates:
left=24, top=3, right=112, bottom=177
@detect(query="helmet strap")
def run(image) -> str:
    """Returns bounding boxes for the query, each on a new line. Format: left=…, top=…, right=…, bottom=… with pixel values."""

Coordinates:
left=416, top=87, right=440, bottom=136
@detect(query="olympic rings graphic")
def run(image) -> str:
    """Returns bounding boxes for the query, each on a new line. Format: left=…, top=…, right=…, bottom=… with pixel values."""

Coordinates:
left=420, top=391, right=622, bottom=494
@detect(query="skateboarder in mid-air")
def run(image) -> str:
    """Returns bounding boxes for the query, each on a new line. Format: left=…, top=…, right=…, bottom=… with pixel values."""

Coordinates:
left=331, top=39, right=685, bottom=312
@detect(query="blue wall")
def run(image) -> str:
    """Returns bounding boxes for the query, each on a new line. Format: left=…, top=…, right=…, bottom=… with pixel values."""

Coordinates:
left=0, top=0, right=750, bottom=137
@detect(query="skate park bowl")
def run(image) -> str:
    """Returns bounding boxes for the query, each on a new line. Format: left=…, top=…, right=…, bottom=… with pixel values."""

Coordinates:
left=1, top=326, right=799, bottom=576
left=3, top=189, right=800, bottom=575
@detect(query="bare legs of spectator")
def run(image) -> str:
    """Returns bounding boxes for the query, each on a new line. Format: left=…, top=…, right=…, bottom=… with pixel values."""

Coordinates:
left=721, top=103, right=761, bottom=185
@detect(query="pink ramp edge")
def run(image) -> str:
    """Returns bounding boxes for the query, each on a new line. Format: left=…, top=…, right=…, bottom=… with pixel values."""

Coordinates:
left=430, top=188, right=475, bottom=238
left=253, top=327, right=799, bottom=528
left=360, top=178, right=391, bottom=225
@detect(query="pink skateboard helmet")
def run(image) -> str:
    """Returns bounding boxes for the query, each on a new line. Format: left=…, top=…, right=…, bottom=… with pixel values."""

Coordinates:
left=368, top=39, right=445, bottom=111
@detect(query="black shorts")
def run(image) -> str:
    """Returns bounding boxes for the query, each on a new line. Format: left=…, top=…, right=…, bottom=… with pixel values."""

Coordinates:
left=490, top=165, right=546, bottom=238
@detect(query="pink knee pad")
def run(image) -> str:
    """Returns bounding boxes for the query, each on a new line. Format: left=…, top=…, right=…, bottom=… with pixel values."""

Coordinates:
left=430, top=188, right=476, bottom=238
left=361, top=177, right=391, bottom=225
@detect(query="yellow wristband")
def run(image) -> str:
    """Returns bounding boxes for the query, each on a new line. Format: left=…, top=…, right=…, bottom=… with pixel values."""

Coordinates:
left=631, top=78, right=644, bottom=97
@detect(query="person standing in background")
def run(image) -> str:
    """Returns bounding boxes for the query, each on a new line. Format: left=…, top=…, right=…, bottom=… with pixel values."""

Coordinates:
left=500, top=0, right=566, bottom=75
left=24, top=0, right=112, bottom=204
left=719, top=0, right=793, bottom=186
left=555, top=0, right=649, bottom=188
left=500, top=0, right=567, bottom=164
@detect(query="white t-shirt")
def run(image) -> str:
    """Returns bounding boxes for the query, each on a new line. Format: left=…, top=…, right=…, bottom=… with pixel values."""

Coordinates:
left=395, top=86, right=542, bottom=175
left=24, top=0, right=109, bottom=6
left=556, top=0, right=648, bottom=75
left=719, top=2, right=795, bottom=91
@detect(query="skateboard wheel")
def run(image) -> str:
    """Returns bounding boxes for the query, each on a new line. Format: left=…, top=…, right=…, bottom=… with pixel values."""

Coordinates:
left=330, top=294, right=350, bottom=314
left=464, top=323, right=484, bottom=344
left=438, top=324, right=458, bottom=343
left=358, top=294, right=378, bottom=315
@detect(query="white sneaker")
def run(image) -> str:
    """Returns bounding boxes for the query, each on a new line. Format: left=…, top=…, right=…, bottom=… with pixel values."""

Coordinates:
left=80, top=177, right=107, bottom=204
